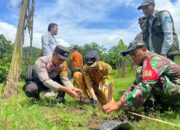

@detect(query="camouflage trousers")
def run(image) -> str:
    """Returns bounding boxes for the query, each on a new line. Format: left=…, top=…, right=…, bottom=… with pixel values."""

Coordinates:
left=144, top=76, right=180, bottom=112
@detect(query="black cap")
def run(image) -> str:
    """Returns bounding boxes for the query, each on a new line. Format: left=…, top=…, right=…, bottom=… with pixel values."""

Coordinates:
left=54, top=45, right=70, bottom=60
left=85, top=50, right=99, bottom=67
left=121, top=40, right=145, bottom=56
left=138, top=0, right=155, bottom=10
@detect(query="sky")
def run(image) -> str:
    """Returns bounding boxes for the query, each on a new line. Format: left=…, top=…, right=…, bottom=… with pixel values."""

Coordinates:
left=0, top=0, right=180, bottom=49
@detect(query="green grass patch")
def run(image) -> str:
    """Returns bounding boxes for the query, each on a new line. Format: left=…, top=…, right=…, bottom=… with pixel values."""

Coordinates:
left=0, top=57, right=179, bottom=130
left=175, top=56, right=180, bottom=65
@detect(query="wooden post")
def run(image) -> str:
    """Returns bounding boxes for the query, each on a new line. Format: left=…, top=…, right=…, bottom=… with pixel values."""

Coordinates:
left=2, top=0, right=30, bottom=99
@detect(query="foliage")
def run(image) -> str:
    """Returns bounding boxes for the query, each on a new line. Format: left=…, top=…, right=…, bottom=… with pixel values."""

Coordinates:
left=69, top=42, right=107, bottom=63
left=0, top=34, right=41, bottom=82
left=0, top=34, right=12, bottom=59
left=108, top=39, right=129, bottom=64
left=0, top=57, right=11, bottom=82
left=69, top=40, right=131, bottom=75
left=0, top=34, right=13, bottom=82
left=21, top=47, right=41, bottom=78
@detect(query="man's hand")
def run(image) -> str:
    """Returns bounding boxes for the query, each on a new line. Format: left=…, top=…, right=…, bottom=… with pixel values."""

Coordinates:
left=64, top=87, right=82, bottom=100
left=103, top=102, right=122, bottom=113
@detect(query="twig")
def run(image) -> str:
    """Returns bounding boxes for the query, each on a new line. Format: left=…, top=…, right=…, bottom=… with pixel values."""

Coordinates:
left=128, top=111, right=180, bottom=128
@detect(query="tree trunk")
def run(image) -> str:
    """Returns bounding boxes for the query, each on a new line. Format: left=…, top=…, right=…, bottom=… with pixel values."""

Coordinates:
left=28, top=0, right=34, bottom=64
left=2, top=0, right=29, bottom=99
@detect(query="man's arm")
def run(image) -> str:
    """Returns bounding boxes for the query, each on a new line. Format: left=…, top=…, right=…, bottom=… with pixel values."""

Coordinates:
left=85, top=78, right=98, bottom=101
left=41, top=34, right=52, bottom=56
left=107, top=83, right=114, bottom=103
left=161, top=11, right=174, bottom=55
left=83, top=69, right=98, bottom=101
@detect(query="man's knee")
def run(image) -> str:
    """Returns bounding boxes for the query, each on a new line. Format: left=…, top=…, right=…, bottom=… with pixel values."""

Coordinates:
left=23, top=82, right=39, bottom=98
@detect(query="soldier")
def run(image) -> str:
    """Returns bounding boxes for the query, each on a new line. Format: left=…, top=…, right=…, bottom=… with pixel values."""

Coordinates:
left=138, top=0, right=180, bottom=61
left=103, top=40, right=180, bottom=113
left=23, top=45, right=82, bottom=102
left=78, top=50, right=114, bottom=105
left=134, top=16, right=147, bottom=41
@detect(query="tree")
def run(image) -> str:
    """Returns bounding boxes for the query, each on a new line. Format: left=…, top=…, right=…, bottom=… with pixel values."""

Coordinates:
left=108, top=39, right=130, bottom=78
left=69, top=41, right=131, bottom=78
left=21, top=46, right=41, bottom=78
left=2, top=0, right=32, bottom=99
left=0, top=35, right=13, bottom=82
left=0, top=34, right=12, bottom=59
left=70, top=43, right=106, bottom=62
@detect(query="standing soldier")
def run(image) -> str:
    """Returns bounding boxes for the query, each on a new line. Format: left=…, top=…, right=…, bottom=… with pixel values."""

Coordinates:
left=138, top=0, right=179, bottom=61
left=103, top=40, right=180, bottom=113
left=41, top=23, right=58, bottom=56
left=23, top=45, right=82, bottom=102
left=133, top=16, right=147, bottom=70
left=134, top=16, right=147, bottom=41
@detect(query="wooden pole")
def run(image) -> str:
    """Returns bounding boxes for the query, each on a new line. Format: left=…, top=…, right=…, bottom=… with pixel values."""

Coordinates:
left=2, top=0, right=30, bottom=99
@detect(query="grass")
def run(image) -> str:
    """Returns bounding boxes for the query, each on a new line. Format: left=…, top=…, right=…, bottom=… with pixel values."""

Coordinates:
left=0, top=57, right=179, bottom=130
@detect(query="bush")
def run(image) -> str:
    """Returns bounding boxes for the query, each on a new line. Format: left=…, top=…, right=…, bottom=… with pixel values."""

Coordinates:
left=0, top=57, right=10, bottom=82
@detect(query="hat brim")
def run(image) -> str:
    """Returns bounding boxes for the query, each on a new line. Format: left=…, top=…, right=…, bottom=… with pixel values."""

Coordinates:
left=138, top=3, right=151, bottom=10
left=87, top=62, right=97, bottom=68
left=57, top=54, right=67, bottom=60
left=121, top=49, right=134, bottom=57
left=121, top=46, right=145, bottom=56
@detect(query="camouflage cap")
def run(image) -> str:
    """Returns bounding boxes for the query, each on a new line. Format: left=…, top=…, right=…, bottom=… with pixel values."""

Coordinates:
left=121, top=40, right=145, bottom=56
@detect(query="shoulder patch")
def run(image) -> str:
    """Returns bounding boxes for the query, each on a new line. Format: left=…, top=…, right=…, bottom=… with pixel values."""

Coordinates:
left=142, top=56, right=159, bottom=81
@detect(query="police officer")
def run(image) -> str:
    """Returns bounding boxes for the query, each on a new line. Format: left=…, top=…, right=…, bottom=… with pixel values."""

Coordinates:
left=138, top=0, right=179, bottom=61
left=103, top=40, right=180, bottom=113
left=23, top=45, right=82, bottom=101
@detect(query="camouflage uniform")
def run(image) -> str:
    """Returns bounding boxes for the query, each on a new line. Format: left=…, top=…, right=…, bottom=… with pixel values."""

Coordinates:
left=121, top=52, right=180, bottom=111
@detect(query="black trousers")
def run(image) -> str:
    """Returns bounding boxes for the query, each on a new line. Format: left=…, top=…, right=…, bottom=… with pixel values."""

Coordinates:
left=23, top=76, right=65, bottom=99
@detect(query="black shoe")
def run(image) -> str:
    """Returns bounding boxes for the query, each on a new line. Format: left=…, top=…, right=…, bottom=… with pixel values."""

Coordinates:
left=56, top=97, right=66, bottom=104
